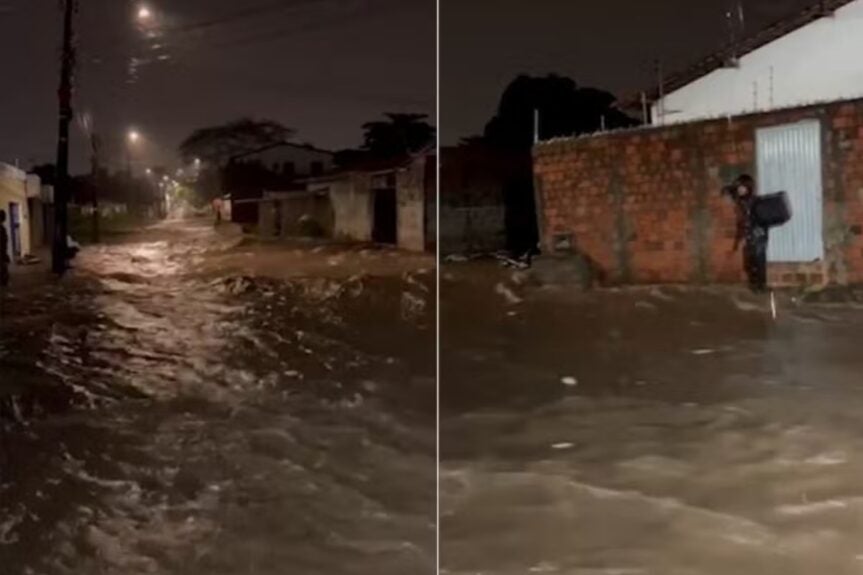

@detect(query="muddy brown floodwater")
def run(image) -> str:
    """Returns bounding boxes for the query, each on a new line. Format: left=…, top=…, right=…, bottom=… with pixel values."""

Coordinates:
left=0, top=219, right=435, bottom=575
left=441, top=261, right=863, bottom=575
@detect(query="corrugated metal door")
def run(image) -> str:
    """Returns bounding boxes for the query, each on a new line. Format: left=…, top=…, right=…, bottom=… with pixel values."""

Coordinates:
left=756, top=120, right=823, bottom=262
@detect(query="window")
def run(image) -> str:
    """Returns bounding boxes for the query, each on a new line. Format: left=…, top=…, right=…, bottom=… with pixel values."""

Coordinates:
left=311, top=161, right=324, bottom=176
left=282, top=162, right=295, bottom=177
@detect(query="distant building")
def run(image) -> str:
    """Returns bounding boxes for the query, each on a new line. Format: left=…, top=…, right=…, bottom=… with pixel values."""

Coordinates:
left=0, top=163, right=33, bottom=262
left=301, top=147, right=436, bottom=252
left=257, top=189, right=334, bottom=239
left=25, top=174, right=53, bottom=251
left=227, top=143, right=336, bottom=225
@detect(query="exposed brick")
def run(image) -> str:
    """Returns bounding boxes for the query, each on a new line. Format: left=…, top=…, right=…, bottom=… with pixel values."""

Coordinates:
left=534, top=97, right=863, bottom=287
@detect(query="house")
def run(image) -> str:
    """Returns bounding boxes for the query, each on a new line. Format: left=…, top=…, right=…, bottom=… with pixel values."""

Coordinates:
left=305, top=147, right=436, bottom=252
left=226, top=142, right=336, bottom=225
left=231, top=142, right=335, bottom=177
left=651, top=0, right=863, bottom=125
left=0, top=163, right=32, bottom=262
left=534, top=0, right=863, bottom=287
left=257, top=189, right=334, bottom=238
left=440, top=145, right=535, bottom=254
left=25, top=174, right=53, bottom=251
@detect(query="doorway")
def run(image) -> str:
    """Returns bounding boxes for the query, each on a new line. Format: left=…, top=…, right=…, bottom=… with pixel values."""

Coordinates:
left=756, top=120, right=824, bottom=262
left=9, top=202, right=22, bottom=259
left=373, top=188, right=397, bottom=245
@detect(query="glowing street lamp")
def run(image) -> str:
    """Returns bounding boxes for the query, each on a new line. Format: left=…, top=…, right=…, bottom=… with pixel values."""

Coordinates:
left=124, top=129, right=143, bottom=174
left=137, top=5, right=153, bottom=22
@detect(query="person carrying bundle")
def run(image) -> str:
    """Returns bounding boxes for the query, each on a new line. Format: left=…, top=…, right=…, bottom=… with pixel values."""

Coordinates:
left=728, top=174, right=769, bottom=292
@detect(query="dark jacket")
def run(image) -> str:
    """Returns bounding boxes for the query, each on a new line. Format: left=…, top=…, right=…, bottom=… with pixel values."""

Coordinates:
left=733, top=194, right=767, bottom=250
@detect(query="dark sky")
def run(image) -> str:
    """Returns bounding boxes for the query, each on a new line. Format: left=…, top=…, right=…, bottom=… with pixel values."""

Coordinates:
left=441, top=0, right=815, bottom=144
left=0, top=0, right=435, bottom=173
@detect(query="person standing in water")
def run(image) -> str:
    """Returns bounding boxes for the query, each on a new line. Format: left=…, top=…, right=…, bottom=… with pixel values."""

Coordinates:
left=730, top=174, right=768, bottom=292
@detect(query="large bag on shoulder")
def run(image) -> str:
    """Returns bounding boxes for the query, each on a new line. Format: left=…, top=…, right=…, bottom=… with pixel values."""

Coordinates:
left=753, top=192, right=791, bottom=228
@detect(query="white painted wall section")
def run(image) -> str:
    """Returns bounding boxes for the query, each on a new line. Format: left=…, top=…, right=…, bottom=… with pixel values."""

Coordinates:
left=653, top=0, right=863, bottom=124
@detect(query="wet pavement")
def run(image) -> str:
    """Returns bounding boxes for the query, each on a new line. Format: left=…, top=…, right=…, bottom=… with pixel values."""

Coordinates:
left=0, top=219, right=435, bottom=575
left=441, top=261, right=863, bottom=575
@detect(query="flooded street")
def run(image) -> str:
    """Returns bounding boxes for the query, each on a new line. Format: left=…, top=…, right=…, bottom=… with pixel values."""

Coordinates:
left=0, top=219, right=435, bottom=575
left=441, top=262, right=863, bottom=575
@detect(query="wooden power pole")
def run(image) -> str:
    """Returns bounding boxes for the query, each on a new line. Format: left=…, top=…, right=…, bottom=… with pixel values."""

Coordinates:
left=89, top=133, right=101, bottom=243
left=53, top=0, right=78, bottom=275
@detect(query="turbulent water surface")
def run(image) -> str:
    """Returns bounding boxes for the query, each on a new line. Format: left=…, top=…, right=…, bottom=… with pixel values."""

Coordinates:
left=0, top=220, right=435, bottom=575
left=441, top=263, right=863, bottom=575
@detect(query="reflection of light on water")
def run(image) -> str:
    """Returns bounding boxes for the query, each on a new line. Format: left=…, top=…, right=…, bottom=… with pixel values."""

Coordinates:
left=4, top=222, right=435, bottom=574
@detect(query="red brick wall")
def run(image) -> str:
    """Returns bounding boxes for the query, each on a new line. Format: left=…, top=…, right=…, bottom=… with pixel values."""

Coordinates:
left=534, top=98, right=863, bottom=286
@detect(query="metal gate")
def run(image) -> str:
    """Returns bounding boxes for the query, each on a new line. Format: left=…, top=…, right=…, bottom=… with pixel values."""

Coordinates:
left=755, top=120, right=824, bottom=262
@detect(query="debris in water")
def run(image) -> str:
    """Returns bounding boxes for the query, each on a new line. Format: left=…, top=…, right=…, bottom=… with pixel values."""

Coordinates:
left=561, top=376, right=578, bottom=387
left=494, top=282, right=523, bottom=305
left=401, top=292, right=427, bottom=321
left=551, top=442, right=574, bottom=450
left=691, top=348, right=716, bottom=356
left=444, top=254, right=468, bottom=263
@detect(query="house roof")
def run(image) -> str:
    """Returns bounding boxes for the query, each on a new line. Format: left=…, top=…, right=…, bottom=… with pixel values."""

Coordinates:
left=0, top=162, right=26, bottom=181
left=229, top=141, right=335, bottom=162
left=632, top=0, right=857, bottom=106
left=304, top=146, right=435, bottom=184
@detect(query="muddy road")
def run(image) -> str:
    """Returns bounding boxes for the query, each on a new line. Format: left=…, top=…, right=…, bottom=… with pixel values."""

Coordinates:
left=0, top=220, right=435, bottom=575
left=441, top=261, right=863, bottom=575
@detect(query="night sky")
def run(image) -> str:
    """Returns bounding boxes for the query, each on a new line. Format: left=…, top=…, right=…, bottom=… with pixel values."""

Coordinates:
left=0, top=0, right=435, bottom=173
left=441, top=0, right=816, bottom=144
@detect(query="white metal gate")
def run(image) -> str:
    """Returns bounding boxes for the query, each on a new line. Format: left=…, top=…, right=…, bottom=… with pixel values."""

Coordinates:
left=755, top=120, right=824, bottom=262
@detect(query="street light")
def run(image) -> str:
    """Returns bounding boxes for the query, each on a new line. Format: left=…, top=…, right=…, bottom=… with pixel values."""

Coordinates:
left=137, top=5, right=153, bottom=22
left=128, top=129, right=141, bottom=144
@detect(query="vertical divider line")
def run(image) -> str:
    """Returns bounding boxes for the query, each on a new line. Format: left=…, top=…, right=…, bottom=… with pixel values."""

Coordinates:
left=435, top=0, right=441, bottom=572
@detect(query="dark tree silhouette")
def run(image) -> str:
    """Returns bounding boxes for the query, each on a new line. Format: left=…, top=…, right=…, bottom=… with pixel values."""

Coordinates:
left=31, top=164, right=58, bottom=186
left=361, top=113, right=435, bottom=158
left=483, top=74, right=639, bottom=149
left=178, top=118, right=294, bottom=165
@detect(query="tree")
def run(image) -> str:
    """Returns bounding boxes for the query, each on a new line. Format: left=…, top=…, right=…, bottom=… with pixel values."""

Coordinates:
left=483, top=74, right=639, bottom=149
left=361, top=113, right=435, bottom=158
left=178, top=118, right=294, bottom=165
left=31, top=164, right=58, bottom=186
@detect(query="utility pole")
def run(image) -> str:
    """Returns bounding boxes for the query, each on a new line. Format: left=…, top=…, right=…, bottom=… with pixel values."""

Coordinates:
left=89, top=133, right=101, bottom=243
left=53, top=0, right=78, bottom=275
left=78, top=112, right=100, bottom=243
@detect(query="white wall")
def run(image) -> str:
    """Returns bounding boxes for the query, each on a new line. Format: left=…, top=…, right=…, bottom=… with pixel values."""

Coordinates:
left=26, top=174, right=41, bottom=198
left=0, top=163, right=32, bottom=258
left=396, top=157, right=428, bottom=252
left=653, top=0, right=863, bottom=125
left=327, top=176, right=373, bottom=242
